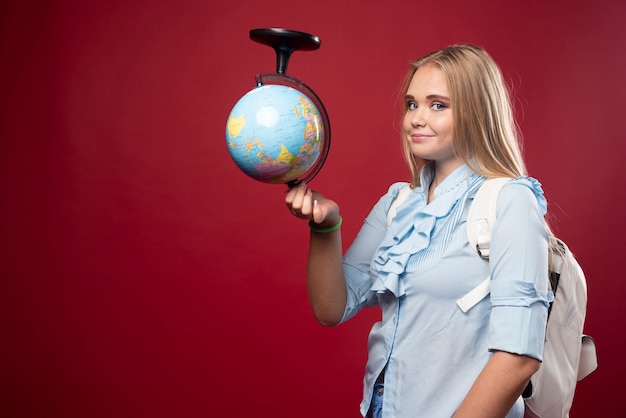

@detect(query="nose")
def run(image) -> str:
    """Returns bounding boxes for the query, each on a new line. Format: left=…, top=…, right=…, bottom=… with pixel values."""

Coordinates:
left=410, top=107, right=426, bottom=128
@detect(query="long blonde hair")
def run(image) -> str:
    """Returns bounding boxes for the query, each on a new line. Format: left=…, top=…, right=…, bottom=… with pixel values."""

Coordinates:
left=402, top=44, right=525, bottom=188
left=401, top=44, right=561, bottom=254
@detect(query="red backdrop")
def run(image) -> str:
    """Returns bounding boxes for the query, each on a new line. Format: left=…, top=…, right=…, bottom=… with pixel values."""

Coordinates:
left=1, top=0, right=624, bottom=416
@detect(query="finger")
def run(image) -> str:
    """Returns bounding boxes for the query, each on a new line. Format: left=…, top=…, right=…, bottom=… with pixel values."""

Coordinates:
left=300, top=189, right=314, bottom=217
left=285, top=181, right=306, bottom=208
left=312, top=199, right=326, bottom=224
left=288, top=184, right=312, bottom=219
left=292, top=183, right=307, bottom=211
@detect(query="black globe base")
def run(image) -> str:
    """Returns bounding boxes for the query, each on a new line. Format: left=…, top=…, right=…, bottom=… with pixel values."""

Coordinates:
left=250, top=28, right=320, bottom=75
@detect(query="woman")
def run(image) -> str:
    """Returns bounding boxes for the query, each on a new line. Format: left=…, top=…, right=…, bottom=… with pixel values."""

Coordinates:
left=285, top=44, right=552, bottom=418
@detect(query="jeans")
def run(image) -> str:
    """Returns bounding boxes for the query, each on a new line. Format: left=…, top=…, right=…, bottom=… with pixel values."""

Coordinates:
left=367, top=383, right=384, bottom=418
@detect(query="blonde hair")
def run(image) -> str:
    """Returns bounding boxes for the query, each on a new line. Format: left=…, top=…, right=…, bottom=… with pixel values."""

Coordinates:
left=401, top=44, right=525, bottom=188
left=401, top=44, right=561, bottom=255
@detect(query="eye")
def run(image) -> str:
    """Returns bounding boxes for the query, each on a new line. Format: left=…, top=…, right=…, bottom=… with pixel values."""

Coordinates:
left=431, top=102, right=447, bottom=111
left=406, top=101, right=418, bottom=110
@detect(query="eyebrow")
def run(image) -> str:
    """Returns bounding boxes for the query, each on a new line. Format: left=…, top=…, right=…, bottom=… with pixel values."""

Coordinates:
left=404, top=94, right=451, bottom=101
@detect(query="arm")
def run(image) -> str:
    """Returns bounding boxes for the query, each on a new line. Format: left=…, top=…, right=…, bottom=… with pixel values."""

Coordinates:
left=455, top=179, right=549, bottom=417
left=453, top=351, right=539, bottom=418
left=285, top=182, right=347, bottom=326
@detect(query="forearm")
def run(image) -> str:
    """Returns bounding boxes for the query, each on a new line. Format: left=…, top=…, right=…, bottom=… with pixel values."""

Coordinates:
left=454, top=351, right=539, bottom=418
left=306, top=228, right=347, bottom=326
left=284, top=182, right=348, bottom=326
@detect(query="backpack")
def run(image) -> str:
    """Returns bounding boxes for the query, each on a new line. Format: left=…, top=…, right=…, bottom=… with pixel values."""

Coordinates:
left=386, top=179, right=598, bottom=418
left=465, top=178, right=598, bottom=418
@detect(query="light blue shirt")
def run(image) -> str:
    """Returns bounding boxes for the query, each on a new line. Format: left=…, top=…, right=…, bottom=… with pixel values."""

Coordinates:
left=341, top=164, right=551, bottom=418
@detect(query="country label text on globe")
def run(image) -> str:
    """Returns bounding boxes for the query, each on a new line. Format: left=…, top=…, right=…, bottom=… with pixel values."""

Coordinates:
left=226, top=84, right=325, bottom=184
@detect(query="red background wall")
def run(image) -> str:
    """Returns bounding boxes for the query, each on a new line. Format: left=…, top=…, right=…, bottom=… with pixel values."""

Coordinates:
left=1, top=0, right=624, bottom=416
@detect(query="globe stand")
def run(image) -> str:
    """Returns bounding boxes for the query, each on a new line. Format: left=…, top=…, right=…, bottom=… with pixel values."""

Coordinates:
left=249, top=28, right=331, bottom=188
left=250, top=28, right=320, bottom=75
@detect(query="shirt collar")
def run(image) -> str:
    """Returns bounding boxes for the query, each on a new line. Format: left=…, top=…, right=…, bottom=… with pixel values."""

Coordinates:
left=419, top=163, right=478, bottom=201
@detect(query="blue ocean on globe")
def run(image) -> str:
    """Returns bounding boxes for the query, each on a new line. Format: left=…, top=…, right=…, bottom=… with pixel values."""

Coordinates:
left=225, top=84, right=324, bottom=184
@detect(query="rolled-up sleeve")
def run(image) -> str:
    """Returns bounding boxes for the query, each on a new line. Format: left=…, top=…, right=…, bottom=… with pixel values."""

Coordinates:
left=487, top=178, right=551, bottom=360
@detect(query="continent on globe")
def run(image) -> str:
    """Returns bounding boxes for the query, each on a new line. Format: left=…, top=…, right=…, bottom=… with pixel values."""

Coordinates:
left=226, top=114, right=245, bottom=139
left=226, top=84, right=325, bottom=184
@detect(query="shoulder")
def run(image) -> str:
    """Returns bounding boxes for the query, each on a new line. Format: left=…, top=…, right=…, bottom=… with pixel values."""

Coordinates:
left=499, top=177, right=547, bottom=215
left=359, top=181, right=413, bottom=232
left=381, top=181, right=411, bottom=206
left=367, top=182, right=412, bottom=223
left=366, top=181, right=411, bottom=213
left=387, top=181, right=411, bottom=195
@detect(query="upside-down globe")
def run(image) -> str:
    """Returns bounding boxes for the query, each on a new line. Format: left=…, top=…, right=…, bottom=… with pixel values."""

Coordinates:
left=225, top=84, right=325, bottom=184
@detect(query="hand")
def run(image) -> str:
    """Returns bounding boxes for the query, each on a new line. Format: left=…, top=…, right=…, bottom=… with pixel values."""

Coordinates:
left=285, top=182, right=340, bottom=228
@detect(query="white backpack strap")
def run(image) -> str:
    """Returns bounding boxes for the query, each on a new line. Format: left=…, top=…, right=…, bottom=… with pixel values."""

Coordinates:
left=466, top=178, right=511, bottom=259
left=456, top=276, right=491, bottom=313
left=459, top=178, right=511, bottom=312
left=387, top=185, right=412, bottom=227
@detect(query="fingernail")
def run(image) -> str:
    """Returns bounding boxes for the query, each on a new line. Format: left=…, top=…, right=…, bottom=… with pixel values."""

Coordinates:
left=299, top=181, right=307, bottom=189
left=313, top=200, right=319, bottom=208
left=306, top=189, right=312, bottom=195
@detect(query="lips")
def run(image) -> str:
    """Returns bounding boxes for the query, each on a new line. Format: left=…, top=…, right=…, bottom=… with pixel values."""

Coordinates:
left=410, top=134, right=432, bottom=142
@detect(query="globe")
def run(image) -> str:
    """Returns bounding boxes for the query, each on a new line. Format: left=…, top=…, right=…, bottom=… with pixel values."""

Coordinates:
left=225, top=84, right=326, bottom=185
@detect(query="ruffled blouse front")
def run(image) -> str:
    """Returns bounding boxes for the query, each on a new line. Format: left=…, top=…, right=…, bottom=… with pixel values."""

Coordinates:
left=370, top=164, right=482, bottom=297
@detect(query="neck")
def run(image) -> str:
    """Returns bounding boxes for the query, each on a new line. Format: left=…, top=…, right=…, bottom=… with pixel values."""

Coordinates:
left=432, top=160, right=464, bottom=186
left=431, top=175, right=442, bottom=190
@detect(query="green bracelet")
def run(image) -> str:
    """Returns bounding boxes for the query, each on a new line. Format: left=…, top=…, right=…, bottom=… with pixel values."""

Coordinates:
left=309, top=216, right=343, bottom=233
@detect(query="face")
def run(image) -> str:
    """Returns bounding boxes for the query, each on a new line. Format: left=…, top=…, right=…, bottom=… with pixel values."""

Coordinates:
left=403, top=64, right=463, bottom=174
